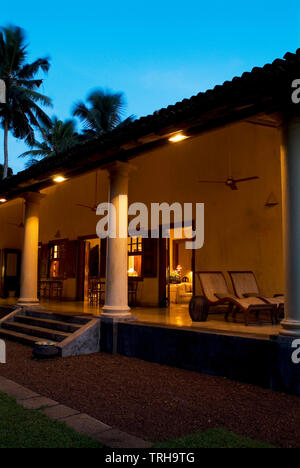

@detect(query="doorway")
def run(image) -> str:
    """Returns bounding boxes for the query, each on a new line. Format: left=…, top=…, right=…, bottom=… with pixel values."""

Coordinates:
left=159, top=228, right=195, bottom=308
left=77, top=236, right=106, bottom=301
left=1, top=249, right=21, bottom=298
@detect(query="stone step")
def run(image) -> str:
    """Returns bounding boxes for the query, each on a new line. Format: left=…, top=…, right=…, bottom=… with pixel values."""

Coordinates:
left=0, top=328, right=54, bottom=347
left=25, top=310, right=90, bottom=325
left=15, top=315, right=81, bottom=333
left=0, top=306, right=14, bottom=319
left=2, top=321, right=69, bottom=343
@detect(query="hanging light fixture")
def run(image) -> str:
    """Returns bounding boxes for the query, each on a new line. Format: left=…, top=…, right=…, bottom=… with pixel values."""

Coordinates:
left=169, top=133, right=188, bottom=143
left=53, top=175, right=67, bottom=183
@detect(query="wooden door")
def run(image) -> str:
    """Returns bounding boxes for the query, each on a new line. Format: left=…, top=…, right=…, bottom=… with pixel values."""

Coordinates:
left=159, top=238, right=169, bottom=307
left=3, top=249, right=21, bottom=298
left=83, top=241, right=90, bottom=301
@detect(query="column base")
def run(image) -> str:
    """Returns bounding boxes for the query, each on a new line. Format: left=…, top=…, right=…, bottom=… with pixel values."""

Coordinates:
left=102, top=304, right=132, bottom=319
left=17, top=299, right=41, bottom=308
left=280, top=319, right=300, bottom=336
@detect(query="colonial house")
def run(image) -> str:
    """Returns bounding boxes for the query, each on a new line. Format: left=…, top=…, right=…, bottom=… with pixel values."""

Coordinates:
left=1, top=50, right=300, bottom=392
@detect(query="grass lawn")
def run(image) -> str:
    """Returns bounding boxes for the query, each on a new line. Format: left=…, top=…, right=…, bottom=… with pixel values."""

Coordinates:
left=0, top=390, right=274, bottom=448
left=155, top=428, right=275, bottom=448
left=0, top=391, right=102, bottom=448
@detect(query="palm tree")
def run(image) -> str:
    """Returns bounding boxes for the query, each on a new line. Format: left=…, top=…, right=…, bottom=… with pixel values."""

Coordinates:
left=0, top=25, right=52, bottom=178
left=19, top=116, right=80, bottom=168
left=72, top=89, right=134, bottom=138
left=0, top=164, right=12, bottom=178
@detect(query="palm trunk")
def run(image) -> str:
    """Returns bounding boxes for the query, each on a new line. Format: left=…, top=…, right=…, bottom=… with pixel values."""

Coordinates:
left=3, top=121, right=8, bottom=179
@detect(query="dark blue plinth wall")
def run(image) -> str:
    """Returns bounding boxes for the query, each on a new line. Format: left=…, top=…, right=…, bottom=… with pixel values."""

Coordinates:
left=100, top=320, right=300, bottom=396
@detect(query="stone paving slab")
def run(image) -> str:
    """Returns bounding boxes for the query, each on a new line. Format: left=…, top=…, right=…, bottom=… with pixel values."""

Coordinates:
left=93, top=428, right=152, bottom=448
left=0, top=378, right=39, bottom=400
left=62, top=413, right=111, bottom=437
left=0, top=375, right=152, bottom=448
left=18, top=396, right=58, bottom=410
left=41, top=404, right=80, bottom=420
left=0, top=376, right=12, bottom=386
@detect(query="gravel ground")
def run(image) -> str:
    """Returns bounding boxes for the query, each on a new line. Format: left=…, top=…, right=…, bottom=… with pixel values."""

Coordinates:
left=0, top=341, right=299, bottom=447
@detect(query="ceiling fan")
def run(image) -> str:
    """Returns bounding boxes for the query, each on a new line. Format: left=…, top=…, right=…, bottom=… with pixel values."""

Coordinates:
left=76, top=203, right=97, bottom=212
left=197, top=128, right=260, bottom=190
left=197, top=176, right=259, bottom=191
left=8, top=220, right=25, bottom=228
left=76, top=171, right=99, bottom=212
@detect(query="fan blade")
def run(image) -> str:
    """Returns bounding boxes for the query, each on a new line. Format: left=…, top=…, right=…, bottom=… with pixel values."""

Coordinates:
left=197, top=180, right=226, bottom=184
left=76, top=204, right=94, bottom=210
left=7, top=222, right=24, bottom=228
left=234, top=176, right=259, bottom=183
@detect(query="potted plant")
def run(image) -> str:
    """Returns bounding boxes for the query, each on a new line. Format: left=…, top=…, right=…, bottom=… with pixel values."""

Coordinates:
left=169, top=270, right=181, bottom=284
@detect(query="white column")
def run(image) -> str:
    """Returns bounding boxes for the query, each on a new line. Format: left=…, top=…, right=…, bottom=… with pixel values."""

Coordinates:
left=18, top=192, right=41, bottom=307
left=102, top=162, right=132, bottom=318
left=281, top=116, right=300, bottom=335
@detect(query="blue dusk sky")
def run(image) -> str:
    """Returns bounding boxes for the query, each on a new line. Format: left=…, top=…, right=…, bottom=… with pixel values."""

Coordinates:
left=1, top=0, right=300, bottom=173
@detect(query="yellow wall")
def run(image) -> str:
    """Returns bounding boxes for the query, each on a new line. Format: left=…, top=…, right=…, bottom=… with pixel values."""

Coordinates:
left=40, top=171, right=109, bottom=242
left=0, top=121, right=283, bottom=303
left=128, top=122, right=283, bottom=298
left=0, top=199, right=24, bottom=297
left=0, top=199, right=23, bottom=250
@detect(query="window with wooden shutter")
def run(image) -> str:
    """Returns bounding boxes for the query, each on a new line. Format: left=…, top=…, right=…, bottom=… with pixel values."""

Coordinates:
left=128, top=236, right=143, bottom=278
left=39, top=244, right=49, bottom=279
left=64, top=240, right=78, bottom=279
left=142, top=238, right=158, bottom=278
left=49, top=242, right=65, bottom=279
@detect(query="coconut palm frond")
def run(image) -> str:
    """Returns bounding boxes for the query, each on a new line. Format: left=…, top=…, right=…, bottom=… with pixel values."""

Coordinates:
left=0, top=24, right=51, bottom=178
left=72, top=88, right=134, bottom=138
left=18, top=116, right=80, bottom=164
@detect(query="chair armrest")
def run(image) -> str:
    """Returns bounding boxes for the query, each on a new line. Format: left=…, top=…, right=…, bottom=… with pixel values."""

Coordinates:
left=215, top=293, right=229, bottom=299
left=243, top=293, right=260, bottom=298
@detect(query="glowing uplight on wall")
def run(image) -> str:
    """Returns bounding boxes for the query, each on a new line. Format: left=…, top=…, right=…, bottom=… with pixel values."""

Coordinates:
left=0, top=198, right=7, bottom=203
left=168, top=133, right=188, bottom=143
left=53, top=175, right=67, bottom=183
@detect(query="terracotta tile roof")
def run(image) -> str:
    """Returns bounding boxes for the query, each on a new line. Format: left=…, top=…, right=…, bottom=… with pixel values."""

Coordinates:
left=1, top=48, right=300, bottom=199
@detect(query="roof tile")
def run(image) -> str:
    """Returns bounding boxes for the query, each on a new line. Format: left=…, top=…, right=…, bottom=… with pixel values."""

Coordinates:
left=1, top=49, right=300, bottom=197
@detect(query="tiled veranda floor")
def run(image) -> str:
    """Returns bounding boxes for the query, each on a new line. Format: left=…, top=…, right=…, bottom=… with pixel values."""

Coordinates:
left=0, top=299, right=280, bottom=339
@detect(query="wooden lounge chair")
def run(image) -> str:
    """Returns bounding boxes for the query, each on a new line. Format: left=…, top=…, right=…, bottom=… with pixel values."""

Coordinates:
left=228, top=271, right=284, bottom=322
left=197, top=271, right=275, bottom=325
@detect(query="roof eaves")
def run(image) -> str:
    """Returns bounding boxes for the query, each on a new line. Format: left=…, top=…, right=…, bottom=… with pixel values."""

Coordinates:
left=2, top=48, right=300, bottom=198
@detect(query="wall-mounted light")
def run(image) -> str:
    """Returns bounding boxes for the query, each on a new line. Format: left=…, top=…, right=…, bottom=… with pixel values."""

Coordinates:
left=265, top=192, right=279, bottom=207
left=0, top=198, right=7, bottom=203
left=168, top=133, right=188, bottom=143
left=53, top=175, right=67, bottom=183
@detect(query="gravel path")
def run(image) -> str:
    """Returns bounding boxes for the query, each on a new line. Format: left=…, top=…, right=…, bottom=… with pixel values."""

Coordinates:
left=0, top=341, right=299, bottom=447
